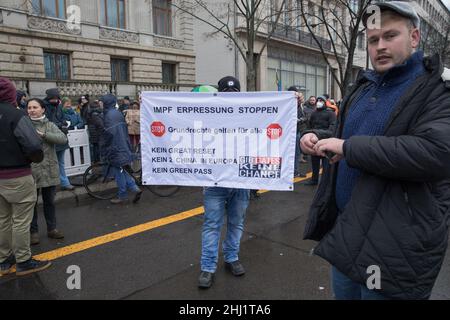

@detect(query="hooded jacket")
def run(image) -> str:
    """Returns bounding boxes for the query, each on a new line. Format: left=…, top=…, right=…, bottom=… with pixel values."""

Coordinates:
left=0, top=77, right=43, bottom=178
left=303, top=54, right=450, bottom=300
left=100, top=94, right=134, bottom=167
left=44, top=88, right=69, bottom=152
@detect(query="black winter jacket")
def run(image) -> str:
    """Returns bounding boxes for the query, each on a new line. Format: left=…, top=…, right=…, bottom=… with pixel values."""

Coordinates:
left=0, top=102, right=43, bottom=168
left=303, top=54, right=450, bottom=299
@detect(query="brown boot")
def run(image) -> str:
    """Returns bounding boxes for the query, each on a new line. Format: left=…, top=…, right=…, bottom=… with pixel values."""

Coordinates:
left=30, top=232, right=40, bottom=245
left=47, top=229, right=64, bottom=239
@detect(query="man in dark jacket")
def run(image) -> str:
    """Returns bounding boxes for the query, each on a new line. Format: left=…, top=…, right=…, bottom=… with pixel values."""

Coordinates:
left=86, top=101, right=104, bottom=163
left=99, top=94, right=142, bottom=204
left=0, top=77, right=52, bottom=276
left=300, top=1, right=450, bottom=300
left=288, top=86, right=307, bottom=178
left=302, top=96, right=336, bottom=186
left=44, top=88, right=74, bottom=191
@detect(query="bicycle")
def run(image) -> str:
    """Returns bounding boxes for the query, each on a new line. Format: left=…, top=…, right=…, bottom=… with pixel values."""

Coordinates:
left=83, top=144, right=180, bottom=200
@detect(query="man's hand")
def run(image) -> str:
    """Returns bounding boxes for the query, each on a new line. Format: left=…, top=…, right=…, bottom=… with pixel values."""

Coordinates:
left=313, top=138, right=345, bottom=164
left=300, top=133, right=319, bottom=155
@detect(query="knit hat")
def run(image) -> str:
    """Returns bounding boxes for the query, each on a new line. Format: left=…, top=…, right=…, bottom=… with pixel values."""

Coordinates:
left=0, top=77, right=17, bottom=105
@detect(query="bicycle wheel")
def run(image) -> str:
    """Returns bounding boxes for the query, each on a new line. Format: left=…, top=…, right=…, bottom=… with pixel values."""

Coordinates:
left=147, top=185, right=180, bottom=197
left=83, top=163, right=118, bottom=200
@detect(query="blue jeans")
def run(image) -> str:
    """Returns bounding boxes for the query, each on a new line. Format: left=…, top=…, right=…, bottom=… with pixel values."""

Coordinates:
left=56, top=149, right=71, bottom=187
left=201, top=187, right=250, bottom=273
left=112, top=166, right=139, bottom=200
left=332, top=266, right=388, bottom=300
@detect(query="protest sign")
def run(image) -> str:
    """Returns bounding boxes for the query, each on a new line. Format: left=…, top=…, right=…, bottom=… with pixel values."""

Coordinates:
left=141, top=92, right=297, bottom=191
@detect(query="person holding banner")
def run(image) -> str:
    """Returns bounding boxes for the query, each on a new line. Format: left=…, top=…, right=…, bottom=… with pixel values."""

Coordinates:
left=99, top=94, right=142, bottom=205
left=287, top=86, right=307, bottom=178
left=198, top=76, right=250, bottom=289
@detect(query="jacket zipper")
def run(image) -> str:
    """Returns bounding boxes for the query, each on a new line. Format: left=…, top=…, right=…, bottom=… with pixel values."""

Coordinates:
left=402, top=188, right=413, bottom=219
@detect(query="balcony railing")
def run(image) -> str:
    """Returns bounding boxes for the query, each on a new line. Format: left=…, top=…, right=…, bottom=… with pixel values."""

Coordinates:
left=271, top=23, right=333, bottom=51
left=9, top=78, right=184, bottom=99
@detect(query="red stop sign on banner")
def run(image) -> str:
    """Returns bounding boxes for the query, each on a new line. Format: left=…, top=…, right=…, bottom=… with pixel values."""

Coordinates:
left=267, top=123, right=283, bottom=140
left=151, top=121, right=166, bottom=137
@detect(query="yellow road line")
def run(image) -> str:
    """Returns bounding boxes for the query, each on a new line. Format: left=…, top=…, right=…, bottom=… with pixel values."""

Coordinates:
left=2, top=172, right=313, bottom=267
left=34, top=206, right=205, bottom=261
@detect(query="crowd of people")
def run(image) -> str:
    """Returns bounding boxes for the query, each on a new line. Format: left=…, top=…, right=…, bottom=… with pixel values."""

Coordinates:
left=0, top=80, right=144, bottom=275
left=0, top=1, right=449, bottom=300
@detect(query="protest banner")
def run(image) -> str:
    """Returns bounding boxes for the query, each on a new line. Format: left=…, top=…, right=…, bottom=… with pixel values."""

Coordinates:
left=141, top=91, right=297, bottom=191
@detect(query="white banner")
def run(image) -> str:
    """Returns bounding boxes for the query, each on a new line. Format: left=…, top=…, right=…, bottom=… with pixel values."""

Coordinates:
left=141, top=91, right=297, bottom=191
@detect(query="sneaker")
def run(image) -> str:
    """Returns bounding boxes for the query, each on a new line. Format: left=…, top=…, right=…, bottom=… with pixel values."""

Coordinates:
left=198, top=271, right=214, bottom=289
left=61, top=185, right=75, bottom=191
left=132, top=188, right=143, bottom=204
left=47, top=229, right=64, bottom=239
left=16, top=258, right=51, bottom=276
left=30, top=232, right=40, bottom=245
left=224, top=260, right=245, bottom=276
left=0, top=255, right=16, bottom=276
left=110, top=197, right=129, bottom=205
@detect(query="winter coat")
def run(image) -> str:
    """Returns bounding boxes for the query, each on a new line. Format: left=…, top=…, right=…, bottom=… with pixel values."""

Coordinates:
left=63, top=108, right=85, bottom=130
left=307, top=107, right=337, bottom=134
left=100, top=95, right=134, bottom=167
left=30, top=117, right=68, bottom=188
left=303, top=54, right=450, bottom=300
left=44, top=99, right=69, bottom=152
left=86, top=105, right=104, bottom=144
left=124, top=109, right=140, bottom=135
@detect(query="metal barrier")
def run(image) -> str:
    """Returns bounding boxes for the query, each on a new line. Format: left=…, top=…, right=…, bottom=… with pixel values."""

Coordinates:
left=64, top=127, right=91, bottom=177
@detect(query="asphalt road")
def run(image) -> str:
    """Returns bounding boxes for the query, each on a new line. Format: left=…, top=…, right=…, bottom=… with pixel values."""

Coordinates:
left=1, top=166, right=449, bottom=300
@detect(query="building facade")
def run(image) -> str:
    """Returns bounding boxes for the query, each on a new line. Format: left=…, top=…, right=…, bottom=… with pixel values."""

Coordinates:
left=0, top=0, right=196, bottom=100
left=194, top=0, right=449, bottom=100
left=194, top=0, right=353, bottom=100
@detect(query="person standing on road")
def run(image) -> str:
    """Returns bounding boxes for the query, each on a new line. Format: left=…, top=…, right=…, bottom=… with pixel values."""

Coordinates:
left=198, top=76, right=250, bottom=289
left=0, top=77, right=52, bottom=276
left=301, top=1, right=450, bottom=300
left=99, top=94, right=142, bottom=205
left=27, top=98, right=68, bottom=245
left=288, top=86, right=307, bottom=178
left=44, top=88, right=75, bottom=191
left=302, top=96, right=336, bottom=186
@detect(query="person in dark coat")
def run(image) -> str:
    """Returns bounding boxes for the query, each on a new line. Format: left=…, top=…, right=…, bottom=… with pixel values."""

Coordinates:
left=16, top=90, right=27, bottom=110
left=85, top=101, right=103, bottom=163
left=288, top=86, right=307, bottom=177
left=300, top=1, right=450, bottom=300
left=302, top=96, right=336, bottom=185
left=0, top=77, right=52, bottom=276
left=78, top=94, right=90, bottom=122
left=99, top=94, right=142, bottom=204
left=44, top=88, right=74, bottom=191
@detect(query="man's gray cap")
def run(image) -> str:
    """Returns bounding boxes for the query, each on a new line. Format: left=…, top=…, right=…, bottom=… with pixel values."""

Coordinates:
left=364, top=1, right=420, bottom=29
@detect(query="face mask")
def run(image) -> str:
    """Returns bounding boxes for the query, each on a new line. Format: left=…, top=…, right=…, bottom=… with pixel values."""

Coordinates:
left=317, top=101, right=325, bottom=109
left=19, top=101, right=27, bottom=109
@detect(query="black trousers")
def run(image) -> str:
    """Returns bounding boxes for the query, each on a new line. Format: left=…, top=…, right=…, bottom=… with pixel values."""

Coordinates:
left=31, top=186, right=57, bottom=233
left=311, top=156, right=329, bottom=182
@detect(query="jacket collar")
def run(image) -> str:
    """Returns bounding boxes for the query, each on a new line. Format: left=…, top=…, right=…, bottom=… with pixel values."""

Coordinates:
left=363, top=51, right=425, bottom=86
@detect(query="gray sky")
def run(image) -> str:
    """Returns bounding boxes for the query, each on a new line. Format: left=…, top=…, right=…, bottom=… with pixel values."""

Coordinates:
left=443, top=0, right=450, bottom=10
